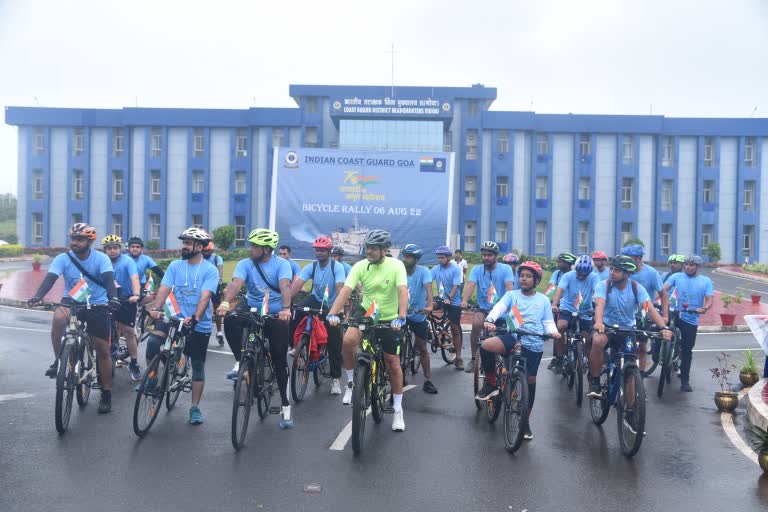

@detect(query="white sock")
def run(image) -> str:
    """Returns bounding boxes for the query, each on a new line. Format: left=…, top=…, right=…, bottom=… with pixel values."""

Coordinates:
left=345, top=369, right=354, bottom=383
left=393, top=393, right=403, bottom=412
left=282, top=405, right=291, bottom=419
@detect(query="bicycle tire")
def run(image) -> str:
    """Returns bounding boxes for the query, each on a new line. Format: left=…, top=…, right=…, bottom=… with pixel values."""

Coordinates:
left=313, top=349, right=330, bottom=387
left=640, top=338, right=659, bottom=377
left=132, top=353, right=167, bottom=437
left=290, top=337, right=310, bottom=402
left=400, top=333, right=411, bottom=386
left=55, top=343, right=77, bottom=434
left=231, top=355, right=254, bottom=450
left=503, top=368, right=529, bottom=453
left=166, top=350, right=187, bottom=410
left=473, top=349, right=482, bottom=410
left=351, top=363, right=370, bottom=455
left=590, top=372, right=611, bottom=425
left=256, top=349, right=273, bottom=419
left=618, top=366, right=646, bottom=457
left=487, top=372, right=502, bottom=424
left=370, top=359, right=386, bottom=424
left=566, top=339, right=576, bottom=389
left=410, top=339, right=422, bottom=375
left=575, top=341, right=584, bottom=407
left=440, top=332, right=456, bottom=365
left=76, top=340, right=93, bottom=407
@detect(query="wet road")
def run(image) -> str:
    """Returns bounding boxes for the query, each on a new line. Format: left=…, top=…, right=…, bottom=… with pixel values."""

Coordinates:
left=1, top=305, right=767, bottom=511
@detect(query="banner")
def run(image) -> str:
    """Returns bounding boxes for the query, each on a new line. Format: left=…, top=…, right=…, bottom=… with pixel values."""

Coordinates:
left=270, top=147, right=454, bottom=263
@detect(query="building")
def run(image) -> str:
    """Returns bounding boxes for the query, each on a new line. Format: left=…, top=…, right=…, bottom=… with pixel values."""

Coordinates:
left=6, top=84, right=768, bottom=262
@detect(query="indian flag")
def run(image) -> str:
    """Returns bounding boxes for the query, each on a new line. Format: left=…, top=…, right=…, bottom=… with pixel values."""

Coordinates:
left=68, top=278, right=90, bottom=303
left=438, top=281, right=446, bottom=299
left=420, top=157, right=434, bottom=166
left=364, top=299, right=379, bottom=321
left=505, top=303, right=524, bottom=331
left=487, top=283, right=498, bottom=305
left=640, top=300, right=650, bottom=320
left=261, top=291, right=269, bottom=316
left=144, top=275, right=155, bottom=292
left=669, top=289, right=679, bottom=308
left=322, top=285, right=329, bottom=305
left=163, top=291, right=181, bottom=318
left=544, top=283, right=556, bottom=298
left=574, top=291, right=583, bottom=310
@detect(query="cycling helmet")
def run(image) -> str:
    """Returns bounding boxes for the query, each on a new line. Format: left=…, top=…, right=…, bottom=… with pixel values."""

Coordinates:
left=502, top=253, right=519, bottom=265
left=204, top=241, right=215, bottom=251
left=312, top=236, right=334, bottom=249
left=400, top=244, right=423, bottom=260
left=621, top=244, right=645, bottom=257
left=363, top=229, right=392, bottom=248
left=127, top=236, right=144, bottom=247
left=557, top=252, right=577, bottom=265
left=609, top=255, right=637, bottom=273
left=575, top=254, right=593, bottom=275
left=247, top=228, right=279, bottom=248
left=480, top=241, right=500, bottom=254
left=178, top=227, right=212, bottom=243
left=668, top=254, right=686, bottom=263
left=518, top=261, right=543, bottom=285
left=330, top=246, right=344, bottom=256
left=684, top=254, right=703, bottom=266
left=101, top=234, right=122, bottom=247
left=591, top=250, right=608, bottom=260
left=434, top=245, right=453, bottom=256
left=69, top=223, right=97, bottom=240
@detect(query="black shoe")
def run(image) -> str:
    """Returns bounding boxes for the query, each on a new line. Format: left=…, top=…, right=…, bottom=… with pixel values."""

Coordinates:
left=680, top=383, right=693, bottom=392
left=422, top=380, right=438, bottom=394
left=547, top=358, right=557, bottom=370
left=475, top=382, right=499, bottom=400
left=523, top=424, right=533, bottom=440
left=588, top=380, right=602, bottom=398
left=97, top=394, right=112, bottom=414
left=45, top=361, right=58, bottom=378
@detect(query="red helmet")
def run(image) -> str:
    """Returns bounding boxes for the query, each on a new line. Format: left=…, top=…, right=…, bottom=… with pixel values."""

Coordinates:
left=204, top=241, right=215, bottom=251
left=518, top=261, right=543, bottom=283
left=312, top=236, right=334, bottom=249
left=502, top=253, right=519, bottom=265
left=591, top=251, right=608, bottom=260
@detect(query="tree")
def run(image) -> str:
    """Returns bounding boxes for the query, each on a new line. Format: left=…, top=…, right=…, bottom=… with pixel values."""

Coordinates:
left=706, top=242, right=721, bottom=262
left=622, top=238, right=645, bottom=247
left=146, top=240, right=160, bottom=250
left=213, top=225, right=236, bottom=251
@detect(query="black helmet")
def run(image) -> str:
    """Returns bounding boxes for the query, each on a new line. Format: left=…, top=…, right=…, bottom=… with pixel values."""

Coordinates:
left=127, top=236, right=144, bottom=247
left=608, top=255, right=638, bottom=273
left=480, top=241, right=500, bottom=254
left=363, top=229, right=392, bottom=248
left=557, top=252, right=577, bottom=265
left=331, top=246, right=344, bottom=256
left=400, top=244, right=423, bottom=260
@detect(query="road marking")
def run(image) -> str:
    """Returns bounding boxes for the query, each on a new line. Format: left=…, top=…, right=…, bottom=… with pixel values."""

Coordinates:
left=207, top=348, right=233, bottom=355
left=720, top=389, right=759, bottom=466
left=692, top=347, right=760, bottom=353
left=0, top=325, right=49, bottom=333
left=0, top=392, right=35, bottom=402
left=330, top=384, right=417, bottom=451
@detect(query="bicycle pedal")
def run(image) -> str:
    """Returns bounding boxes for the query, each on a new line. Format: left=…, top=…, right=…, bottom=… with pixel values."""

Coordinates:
left=268, top=406, right=281, bottom=415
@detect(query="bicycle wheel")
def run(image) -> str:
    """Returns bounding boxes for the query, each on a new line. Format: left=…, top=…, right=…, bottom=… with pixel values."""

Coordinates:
left=55, top=343, right=77, bottom=434
left=657, top=341, right=672, bottom=398
left=290, top=337, right=310, bottom=402
left=76, top=341, right=93, bottom=407
left=618, top=366, right=646, bottom=457
left=503, top=368, right=529, bottom=453
left=574, top=341, right=584, bottom=407
left=566, top=340, right=576, bottom=389
left=370, top=359, right=387, bottom=424
left=410, top=338, right=422, bottom=375
left=473, top=350, right=483, bottom=410
left=440, top=331, right=456, bottom=365
left=132, top=353, right=168, bottom=437
left=486, top=369, right=502, bottom=423
left=590, top=371, right=611, bottom=425
left=400, top=333, right=411, bottom=386
left=166, top=350, right=188, bottom=410
left=427, top=322, right=438, bottom=353
left=313, top=349, right=330, bottom=387
left=351, top=363, right=370, bottom=455
left=231, top=355, right=254, bottom=451
left=640, top=338, right=659, bottom=377
left=256, top=350, right=273, bottom=419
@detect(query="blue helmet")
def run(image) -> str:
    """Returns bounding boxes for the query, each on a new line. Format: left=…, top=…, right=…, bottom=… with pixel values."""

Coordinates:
left=575, top=254, right=593, bottom=275
left=622, top=244, right=645, bottom=257
left=435, top=245, right=452, bottom=256
left=401, top=244, right=423, bottom=260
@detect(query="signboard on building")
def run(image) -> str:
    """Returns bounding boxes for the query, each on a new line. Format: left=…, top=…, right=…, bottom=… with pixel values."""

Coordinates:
left=330, top=97, right=452, bottom=118
left=270, top=147, right=454, bottom=263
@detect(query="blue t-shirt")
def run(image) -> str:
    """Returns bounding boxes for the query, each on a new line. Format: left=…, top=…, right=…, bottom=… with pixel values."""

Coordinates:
left=205, top=253, right=223, bottom=268
left=341, top=262, right=353, bottom=276
left=557, top=270, right=599, bottom=317
left=594, top=280, right=651, bottom=328
left=111, top=254, right=139, bottom=298
left=286, top=259, right=301, bottom=279
left=468, top=263, right=515, bottom=310
left=431, top=262, right=462, bottom=306
left=130, top=253, right=159, bottom=284
left=665, top=273, right=714, bottom=326
left=631, top=264, right=664, bottom=301
left=298, top=260, right=346, bottom=304
left=592, top=267, right=610, bottom=281
left=49, top=250, right=113, bottom=305
left=492, top=290, right=555, bottom=352
left=160, top=259, right=219, bottom=333
left=233, top=256, right=292, bottom=313
left=406, top=265, right=432, bottom=323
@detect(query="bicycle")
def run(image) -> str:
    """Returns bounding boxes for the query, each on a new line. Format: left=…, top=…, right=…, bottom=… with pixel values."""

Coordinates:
left=132, top=316, right=192, bottom=437
left=290, top=305, right=331, bottom=402
left=656, top=308, right=697, bottom=398
left=134, top=291, right=154, bottom=343
left=230, top=309, right=279, bottom=451
left=561, top=310, right=592, bottom=406
left=427, top=299, right=456, bottom=365
left=399, top=320, right=420, bottom=385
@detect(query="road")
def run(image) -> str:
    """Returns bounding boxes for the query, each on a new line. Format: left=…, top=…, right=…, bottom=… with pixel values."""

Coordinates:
left=1, top=305, right=767, bottom=511
left=700, top=267, right=768, bottom=299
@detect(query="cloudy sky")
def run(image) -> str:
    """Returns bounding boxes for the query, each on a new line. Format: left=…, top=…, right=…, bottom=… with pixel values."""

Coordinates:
left=1, top=0, right=767, bottom=195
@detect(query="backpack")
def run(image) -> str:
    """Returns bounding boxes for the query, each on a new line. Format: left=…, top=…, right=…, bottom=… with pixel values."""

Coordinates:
left=311, top=260, right=336, bottom=288
left=606, top=278, right=640, bottom=310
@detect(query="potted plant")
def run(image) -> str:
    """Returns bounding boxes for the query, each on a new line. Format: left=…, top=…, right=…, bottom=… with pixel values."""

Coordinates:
left=31, top=254, right=43, bottom=271
left=745, top=283, right=761, bottom=305
left=720, top=294, right=736, bottom=327
left=710, top=352, right=738, bottom=412
left=737, top=348, right=760, bottom=387
left=751, top=425, right=768, bottom=473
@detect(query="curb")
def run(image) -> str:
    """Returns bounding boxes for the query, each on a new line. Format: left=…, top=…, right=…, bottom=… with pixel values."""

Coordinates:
left=0, top=298, right=30, bottom=308
left=713, top=267, right=768, bottom=285
left=0, top=257, right=32, bottom=263
left=746, top=378, right=768, bottom=431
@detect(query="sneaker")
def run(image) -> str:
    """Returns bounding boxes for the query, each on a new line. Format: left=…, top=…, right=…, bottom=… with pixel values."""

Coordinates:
left=454, top=358, right=464, bottom=371
left=422, top=379, right=438, bottom=394
left=330, top=378, right=342, bottom=395
left=45, top=360, right=58, bottom=378
left=216, top=332, right=225, bottom=347
left=279, top=405, right=295, bottom=429
left=475, top=382, right=499, bottom=400
left=523, top=424, right=533, bottom=440
left=392, top=409, right=405, bottom=432
left=226, top=361, right=239, bottom=380
left=680, top=383, right=693, bottom=392
left=97, top=394, right=112, bottom=414
left=342, top=382, right=353, bottom=405
left=547, top=358, right=558, bottom=370
left=588, top=381, right=602, bottom=399
left=463, top=358, right=475, bottom=374
left=287, top=347, right=296, bottom=357
left=129, top=362, right=141, bottom=381
left=189, top=406, right=204, bottom=424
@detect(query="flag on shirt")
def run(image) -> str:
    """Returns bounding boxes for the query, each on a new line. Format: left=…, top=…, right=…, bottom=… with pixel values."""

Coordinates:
left=163, top=290, right=181, bottom=317
left=574, top=291, right=583, bottom=310
left=364, top=299, right=379, bottom=321
left=322, top=285, right=329, bottom=305
left=438, top=281, right=446, bottom=299
left=261, top=291, right=269, bottom=316
left=669, top=289, right=679, bottom=308
left=487, top=283, right=498, bottom=305
left=144, top=275, right=155, bottom=293
left=68, top=278, right=91, bottom=303
left=544, top=283, right=556, bottom=297
left=506, top=303, right=524, bottom=331
left=640, top=300, right=650, bottom=320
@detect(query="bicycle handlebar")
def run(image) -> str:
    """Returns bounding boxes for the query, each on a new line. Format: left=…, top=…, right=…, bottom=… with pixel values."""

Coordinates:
left=603, top=325, right=667, bottom=339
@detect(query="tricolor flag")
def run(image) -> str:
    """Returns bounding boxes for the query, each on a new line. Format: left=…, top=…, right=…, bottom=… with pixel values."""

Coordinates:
left=419, top=157, right=434, bottom=166
left=364, top=299, right=379, bottom=321
left=163, top=290, right=181, bottom=318
left=487, top=283, right=498, bottom=305
left=144, top=275, right=155, bottom=293
left=574, top=291, right=583, bottom=310
left=68, top=278, right=91, bottom=303
left=669, top=289, right=679, bottom=308
left=640, top=300, right=650, bottom=320
left=322, top=285, right=329, bottom=305
left=506, top=303, right=524, bottom=331
left=438, top=281, right=446, bottom=299
left=261, top=291, right=269, bottom=316
left=544, top=283, right=556, bottom=298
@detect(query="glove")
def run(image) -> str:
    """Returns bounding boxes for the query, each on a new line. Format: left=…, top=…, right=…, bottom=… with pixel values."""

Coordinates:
left=28, top=297, right=43, bottom=307
left=390, top=317, right=406, bottom=330
left=326, top=314, right=340, bottom=326
left=108, top=298, right=122, bottom=312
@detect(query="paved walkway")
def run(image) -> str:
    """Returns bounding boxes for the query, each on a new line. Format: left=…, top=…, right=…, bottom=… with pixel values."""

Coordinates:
left=0, top=265, right=62, bottom=302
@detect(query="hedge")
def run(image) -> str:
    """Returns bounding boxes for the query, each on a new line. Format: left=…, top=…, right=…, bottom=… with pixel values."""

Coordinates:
left=0, top=244, right=25, bottom=257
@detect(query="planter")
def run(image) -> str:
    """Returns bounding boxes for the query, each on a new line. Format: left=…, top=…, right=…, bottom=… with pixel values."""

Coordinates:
left=739, top=371, right=760, bottom=387
left=752, top=295, right=762, bottom=305
left=760, top=451, right=768, bottom=473
left=32, top=262, right=42, bottom=271
left=714, top=391, right=739, bottom=412
left=720, top=313, right=736, bottom=326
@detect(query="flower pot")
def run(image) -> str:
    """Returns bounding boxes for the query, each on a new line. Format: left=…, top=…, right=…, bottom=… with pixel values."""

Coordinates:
left=752, top=295, right=762, bottom=305
left=720, top=313, right=736, bottom=326
left=760, top=451, right=768, bottom=473
left=32, top=262, right=42, bottom=271
left=739, top=371, right=759, bottom=387
left=714, top=391, right=739, bottom=412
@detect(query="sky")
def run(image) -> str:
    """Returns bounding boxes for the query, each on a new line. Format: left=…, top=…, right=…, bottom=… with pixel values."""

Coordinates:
left=1, top=0, right=767, bottom=196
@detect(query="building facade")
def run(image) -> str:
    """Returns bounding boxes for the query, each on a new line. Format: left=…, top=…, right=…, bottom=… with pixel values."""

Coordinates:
left=6, top=84, right=768, bottom=262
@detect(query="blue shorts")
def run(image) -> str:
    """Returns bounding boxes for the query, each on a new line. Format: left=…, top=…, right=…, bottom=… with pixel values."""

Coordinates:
left=497, top=335, right=544, bottom=377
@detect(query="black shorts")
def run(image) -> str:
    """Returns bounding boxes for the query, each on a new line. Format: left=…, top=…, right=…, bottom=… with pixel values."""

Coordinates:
left=114, top=300, right=138, bottom=327
left=151, top=321, right=210, bottom=362
left=563, top=314, right=593, bottom=334
left=497, top=335, right=544, bottom=377
left=406, top=318, right=428, bottom=339
left=73, top=306, right=111, bottom=341
left=436, top=302, right=461, bottom=324
left=350, top=305, right=400, bottom=356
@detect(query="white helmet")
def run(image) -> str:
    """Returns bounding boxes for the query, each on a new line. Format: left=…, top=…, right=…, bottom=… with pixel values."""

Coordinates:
left=178, top=227, right=211, bottom=243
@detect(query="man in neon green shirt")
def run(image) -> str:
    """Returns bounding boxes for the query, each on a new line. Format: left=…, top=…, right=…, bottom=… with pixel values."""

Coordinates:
left=328, top=229, right=409, bottom=432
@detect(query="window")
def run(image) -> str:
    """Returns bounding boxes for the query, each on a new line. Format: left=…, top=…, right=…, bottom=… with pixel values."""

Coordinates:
left=468, top=100, right=478, bottom=117
left=662, top=136, right=674, bottom=166
left=745, top=137, right=756, bottom=167
left=71, top=213, right=83, bottom=225
left=33, top=128, right=44, bottom=154
left=703, top=180, right=715, bottom=203
left=661, top=224, right=672, bottom=256
left=193, top=128, right=204, bottom=156
left=621, top=222, right=634, bottom=245
left=113, top=128, right=124, bottom=156
left=236, top=129, right=248, bottom=157
left=150, top=171, right=161, bottom=199
left=535, top=176, right=548, bottom=200
left=340, top=120, right=443, bottom=151
left=192, top=214, right=204, bottom=230
left=662, top=180, right=674, bottom=211
left=495, top=222, right=508, bottom=244
left=235, top=216, right=246, bottom=247
left=305, top=127, right=318, bottom=148
left=621, top=177, right=634, bottom=208
left=466, top=129, right=478, bottom=160
left=744, top=180, right=756, bottom=212
left=192, top=171, right=204, bottom=194
left=704, top=137, right=715, bottom=167
left=579, top=134, right=591, bottom=156
left=234, top=171, right=246, bottom=194
left=497, top=130, right=509, bottom=153
left=578, top=221, right=590, bottom=254
left=72, top=128, right=84, bottom=156
left=32, top=169, right=44, bottom=199
left=72, top=170, right=84, bottom=200
left=578, top=177, right=591, bottom=201
left=464, top=222, right=477, bottom=251
left=149, top=214, right=161, bottom=240
left=32, top=213, right=43, bottom=243
left=151, top=128, right=162, bottom=157
left=305, top=97, right=318, bottom=113
left=622, top=136, right=634, bottom=164
left=535, top=221, right=547, bottom=254
left=536, top=134, right=548, bottom=155
left=464, top=176, right=477, bottom=206
left=743, top=225, right=755, bottom=257
left=443, top=131, right=453, bottom=152
left=701, top=224, right=714, bottom=249
left=273, top=128, right=284, bottom=148
left=111, top=214, right=122, bottom=239
left=496, top=176, right=508, bottom=198
left=112, top=170, right=124, bottom=200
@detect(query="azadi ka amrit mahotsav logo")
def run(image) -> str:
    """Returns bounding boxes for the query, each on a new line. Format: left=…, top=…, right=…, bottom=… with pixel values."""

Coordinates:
left=419, top=156, right=446, bottom=173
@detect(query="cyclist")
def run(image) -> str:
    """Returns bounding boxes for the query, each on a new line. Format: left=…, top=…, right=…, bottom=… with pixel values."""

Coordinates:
left=400, top=244, right=437, bottom=394
left=476, top=261, right=561, bottom=441
left=501, top=252, right=520, bottom=288
left=326, top=229, right=409, bottom=432
left=28, top=223, right=120, bottom=413
left=102, top=234, right=142, bottom=381
left=546, top=252, right=576, bottom=369
left=278, top=245, right=301, bottom=280
left=550, top=254, right=599, bottom=373
left=331, top=246, right=353, bottom=276
left=217, top=228, right=295, bottom=428
left=662, top=254, right=686, bottom=283
left=146, top=227, right=219, bottom=424
left=202, top=241, right=225, bottom=346
left=591, top=251, right=609, bottom=280
left=454, top=249, right=468, bottom=295
left=126, top=236, right=164, bottom=301
left=589, top=256, right=672, bottom=398
left=662, top=254, right=713, bottom=392
left=431, top=245, right=465, bottom=370
left=289, top=235, right=346, bottom=395
left=460, top=241, right=515, bottom=374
